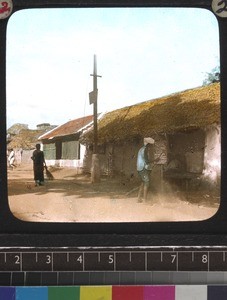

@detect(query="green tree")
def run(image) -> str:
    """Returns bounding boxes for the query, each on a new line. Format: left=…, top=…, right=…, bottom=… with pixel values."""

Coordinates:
left=203, top=66, right=220, bottom=85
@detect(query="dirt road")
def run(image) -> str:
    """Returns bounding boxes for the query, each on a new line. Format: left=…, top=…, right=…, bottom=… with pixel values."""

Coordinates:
left=8, top=165, right=219, bottom=223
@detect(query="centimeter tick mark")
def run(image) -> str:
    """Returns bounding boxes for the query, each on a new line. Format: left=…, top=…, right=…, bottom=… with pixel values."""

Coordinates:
left=145, top=252, right=147, bottom=271
left=208, top=252, right=210, bottom=271
left=176, top=253, right=178, bottom=271
left=51, top=252, right=54, bottom=271
left=20, top=253, right=22, bottom=271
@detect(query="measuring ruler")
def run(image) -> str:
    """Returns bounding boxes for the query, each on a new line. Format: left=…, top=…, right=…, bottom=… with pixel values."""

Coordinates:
left=0, top=246, right=227, bottom=286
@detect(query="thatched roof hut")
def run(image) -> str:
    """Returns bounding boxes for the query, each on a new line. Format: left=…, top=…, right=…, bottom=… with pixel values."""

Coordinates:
left=7, top=129, right=46, bottom=150
left=81, top=83, right=220, bottom=145
left=7, top=123, right=29, bottom=135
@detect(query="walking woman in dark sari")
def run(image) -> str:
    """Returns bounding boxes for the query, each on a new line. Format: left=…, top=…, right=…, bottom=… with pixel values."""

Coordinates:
left=31, top=143, right=46, bottom=186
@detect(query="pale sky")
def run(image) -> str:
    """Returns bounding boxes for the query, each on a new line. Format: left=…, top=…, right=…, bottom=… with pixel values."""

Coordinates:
left=6, top=7, right=220, bottom=129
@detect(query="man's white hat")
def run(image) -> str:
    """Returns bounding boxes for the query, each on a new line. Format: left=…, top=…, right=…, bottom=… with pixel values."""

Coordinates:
left=144, top=137, right=155, bottom=145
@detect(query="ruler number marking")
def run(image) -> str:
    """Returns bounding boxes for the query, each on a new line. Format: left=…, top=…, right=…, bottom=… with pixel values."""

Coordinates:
left=46, top=254, right=52, bottom=265
left=46, top=254, right=51, bottom=264
left=109, top=254, right=114, bottom=264
left=202, top=254, right=208, bottom=264
left=77, top=254, right=83, bottom=264
left=14, top=255, right=20, bottom=265
left=171, top=254, right=176, bottom=264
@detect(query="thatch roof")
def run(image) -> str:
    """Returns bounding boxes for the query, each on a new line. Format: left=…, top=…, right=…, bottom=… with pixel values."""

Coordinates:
left=7, top=123, right=28, bottom=135
left=81, top=83, right=220, bottom=144
left=7, top=129, right=46, bottom=150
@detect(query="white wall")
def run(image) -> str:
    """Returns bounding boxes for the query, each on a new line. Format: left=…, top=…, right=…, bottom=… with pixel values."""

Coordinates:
left=203, top=125, right=221, bottom=185
left=45, top=144, right=86, bottom=172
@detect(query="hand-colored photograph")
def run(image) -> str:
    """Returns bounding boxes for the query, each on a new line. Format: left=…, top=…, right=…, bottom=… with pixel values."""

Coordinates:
left=6, top=7, right=220, bottom=222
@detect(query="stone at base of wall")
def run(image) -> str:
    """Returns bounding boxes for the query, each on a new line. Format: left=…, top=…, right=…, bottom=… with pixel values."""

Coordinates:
left=91, top=154, right=100, bottom=183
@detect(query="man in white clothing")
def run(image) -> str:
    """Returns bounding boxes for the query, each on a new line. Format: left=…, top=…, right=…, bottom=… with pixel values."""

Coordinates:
left=8, top=149, right=16, bottom=169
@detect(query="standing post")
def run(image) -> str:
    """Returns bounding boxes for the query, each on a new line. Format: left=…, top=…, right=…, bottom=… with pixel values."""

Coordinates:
left=89, top=54, right=102, bottom=183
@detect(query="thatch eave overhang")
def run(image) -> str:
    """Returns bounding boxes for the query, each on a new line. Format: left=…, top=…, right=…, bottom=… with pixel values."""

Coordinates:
left=80, top=83, right=220, bottom=145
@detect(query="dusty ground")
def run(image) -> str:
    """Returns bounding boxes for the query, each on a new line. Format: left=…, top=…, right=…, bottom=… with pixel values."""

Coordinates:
left=7, top=164, right=220, bottom=223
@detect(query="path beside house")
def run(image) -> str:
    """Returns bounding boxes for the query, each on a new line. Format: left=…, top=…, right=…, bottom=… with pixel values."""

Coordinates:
left=8, top=165, right=219, bottom=223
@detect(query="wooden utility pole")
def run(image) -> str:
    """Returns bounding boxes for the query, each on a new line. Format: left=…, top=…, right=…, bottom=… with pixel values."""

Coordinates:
left=89, top=54, right=102, bottom=183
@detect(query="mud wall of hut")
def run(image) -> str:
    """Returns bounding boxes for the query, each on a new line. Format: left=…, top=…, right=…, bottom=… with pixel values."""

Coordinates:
left=112, top=142, right=139, bottom=178
left=167, top=129, right=205, bottom=173
left=21, top=149, right=34, bottom=165
left=82, top=126, right=221, bottom=193
left=202, top=125, right=221, bottom=188
left=82, top=141, right=141, bottom=179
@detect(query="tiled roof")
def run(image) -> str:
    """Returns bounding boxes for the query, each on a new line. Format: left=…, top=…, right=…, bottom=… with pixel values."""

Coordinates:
left=39, top=115, right=94, bottom=140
